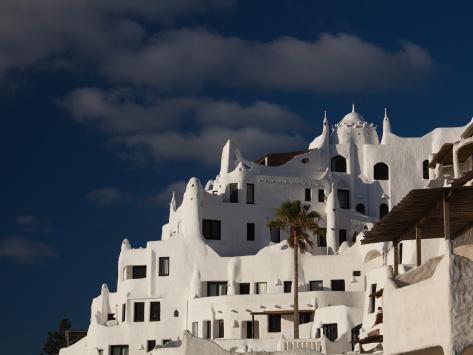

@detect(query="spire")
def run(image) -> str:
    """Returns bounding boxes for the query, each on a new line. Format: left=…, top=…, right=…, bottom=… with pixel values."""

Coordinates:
left=170, top=191, right=176, bottom=212
left=324, top=110, right=327, bottom=121
left=381, top=107, right=392, bottom=145
left=352, top=103, right=356, bottom=113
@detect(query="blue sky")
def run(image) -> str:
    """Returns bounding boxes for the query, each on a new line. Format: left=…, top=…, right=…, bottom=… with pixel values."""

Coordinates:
left=1, top=1, right=472, bottom=353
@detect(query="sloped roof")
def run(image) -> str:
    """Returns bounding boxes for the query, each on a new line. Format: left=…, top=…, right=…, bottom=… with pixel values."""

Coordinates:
left=255, top=150, right=309, bottom=167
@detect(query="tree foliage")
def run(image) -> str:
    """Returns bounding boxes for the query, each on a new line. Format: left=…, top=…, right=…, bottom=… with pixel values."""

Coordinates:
left=41, top=318, right=71, bottom=355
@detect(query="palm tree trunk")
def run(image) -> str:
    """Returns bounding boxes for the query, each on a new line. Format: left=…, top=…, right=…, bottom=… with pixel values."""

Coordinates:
left=293, top=230, right=300, bottom=339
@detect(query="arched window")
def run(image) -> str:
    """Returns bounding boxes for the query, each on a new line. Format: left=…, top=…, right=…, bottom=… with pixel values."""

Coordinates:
left=331, top=155, right=347, bottom=173
left=355, top=203, right=365, bottom=215
left=379, top=203, right=389, bottom=219
left=374, top=162, right=389, bottom=180
left=423, top=160, right=429, bottom=179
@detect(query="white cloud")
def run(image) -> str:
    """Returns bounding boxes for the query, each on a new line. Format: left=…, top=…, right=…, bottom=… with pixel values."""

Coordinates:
left=86, top=187, right=122, bottom=206
left=0, top=237, right=56, bottom=264
left=62, top=88, right=308, bottom=164
left=105, top=30, right=434, bottom=92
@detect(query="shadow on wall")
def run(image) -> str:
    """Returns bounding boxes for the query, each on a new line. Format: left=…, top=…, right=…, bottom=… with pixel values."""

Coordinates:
left=396, top=346, right=444, bottom=355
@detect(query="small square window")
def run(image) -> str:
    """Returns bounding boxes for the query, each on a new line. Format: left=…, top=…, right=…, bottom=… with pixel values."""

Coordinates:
left=202, top=219, right=221, bottom=240
left=309, top=280, right=323, bottom=291
left=256, top=282, right=267, bottom=294
left=318, top=189, right=325, bottom=202
left=247, top=223, right=255, bottom=241
left=305, top=188, right=311, bottom=201
left=283, top=281, right=292, bottom=293
left=134, top=302, right=144, bottom=322
left=268, top=315, right=281, bottom=332
left=239, top=283, right=250, bottom=295
left=132, top=265, right=146, bottom=279
left=159, top=257, right=170, bottom=276
left=352, top=270, right=361, bottom=277
left=331, top=279, right=345, bottom=291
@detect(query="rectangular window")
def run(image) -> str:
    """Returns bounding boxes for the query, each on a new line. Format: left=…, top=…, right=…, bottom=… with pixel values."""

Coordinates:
left=399, top=242, right=403, bottom=264
left=159, top=257, right=170, bottom=276
left=331, top=279, right=345, bottom=291
left=202, top=219, right=221, bottom=240
left=216, top=319, right=224, bottom=338
left=283, top=281, right=292, bottom=293
left=207, top=282, right=228, bottom=296
left=369, top=284, right=377, bottom=314
left=323, top=323, right=338, bottom=342
left=133, top=302, right=144, bottom=322
left=239, top=283, right=250, bottom=295
left=270, top=227, right=280, bottom=243
left=246, top=183, right=254, bottom=204
left=305, top=188, right=312, bottom=201
left=110, top=345, right=129, bottom=355
left=318, top=234, right=327, bottom=247
left=150, top=302, right=160, bottom=321
left=309, top=280, right=323, bottom=291
left=122, top=304, right=126, bottom=322
left=203, top=320, right=211, bottom=339
left=192, top=322, right=198, bottom=336
left=299, top=312, right=312, bottom=324
left=268, top=315, right=281, bottom=333
left=339, top=229, right=347, bottom=246
left=247, top=223, right=255, bottom=241
left=147, top=340, right=156, bottom=352
left=353, top=270, right=361, bottom=277
left=107, top=313, right=115, bottom=321
left=229, top=183, right=238, bottom=203
left=246, top=320, right=254, bottom=339
left=318, top=189, right=325, bottom=202
left=256, top=282, right=267, bottom=294
left=132, top=265, right=146, bottom=279
left=337, top=189, right=350, bottom=209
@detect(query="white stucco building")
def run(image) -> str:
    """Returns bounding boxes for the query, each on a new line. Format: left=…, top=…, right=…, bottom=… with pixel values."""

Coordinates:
left=60, top=107, right=473, bottom=355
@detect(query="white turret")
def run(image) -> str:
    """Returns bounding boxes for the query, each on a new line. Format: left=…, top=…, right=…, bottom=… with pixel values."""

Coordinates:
left=170, top=191, right=177, bottom=213
left=308, top=111, right=330, bottom=149
left=381, top=107, right=391, bottom=145
left=220, top=140, right=240, bottom=176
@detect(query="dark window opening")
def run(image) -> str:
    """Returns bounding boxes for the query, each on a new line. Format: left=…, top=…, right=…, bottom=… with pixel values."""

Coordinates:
left=323, top=323, right=338, bottom=342
left=247, top=223, right=255, bottom=241
left=246, top=183, right=255, bottom=204
left=374, top=162, right=389, bottom=180
left=299, top=312, right=312, bottom=324
left=239, top=283, right=250, bottom=295
left=379, top=203, right=389, bottom=219
left=337, top=189, right=350, bottom=209
left=305, top=188, right=312, bottom=201
left=203, top=321, right=211, bottom=339
left=339, top=229, right=347, bottom=246
left=331, top=279, right=345, bottom=291
left=202, top=219, right=221, bottom=240
left=355, top=203, right=365, bottom=215
left=107, top=313, right=115, bottom=321
left=423, top=160, right=430, bottom=179
left=283, top=281, right=292, bottom=293
left=150, top=302, right=160, bottom=321
left=159, top=257, right=170, bottom=276
left=318, top=189, right=325, bottom=202
left=216, top=319, right=224, bottom=338
left=331, top=156, right=347, bottom=173
left=207, top=282, right=227, bottom=296
left=270, top=227, right=280, bottom=243
left=134, top=302, right=144, bottom=322
left=268, top=315, right=281, bottom=333
left=318, top=234, right=327, bottom=247
left=352, top=270, right=361, bottom=277
left=132, top=266, right=146, bottom=279
left=229, top=183, right=238, bottom=203
left=162, top=339, right=172, bottom=346
left=369, top=284, right=377, bottom=314
left=399, top=243, right=403, bottom=264
left=110, top=345, right=129, bottom=355
left=147, top=340, right=156, bottom=352
left=122, top=304, right=126, bottom=322
left=309, top=280, right=323, bottom=291
left=174, top=310, right=179, bottom=317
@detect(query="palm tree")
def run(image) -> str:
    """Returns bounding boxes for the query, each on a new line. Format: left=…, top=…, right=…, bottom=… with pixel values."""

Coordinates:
left=267, top=200, right=323, bottom=339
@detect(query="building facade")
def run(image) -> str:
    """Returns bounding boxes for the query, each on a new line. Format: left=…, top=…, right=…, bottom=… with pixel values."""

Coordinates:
left=60, top=107, right=469, bottom=355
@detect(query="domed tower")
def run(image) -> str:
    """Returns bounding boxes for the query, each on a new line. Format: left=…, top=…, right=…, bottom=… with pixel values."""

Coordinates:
left=330, top=105, right=379, bottom=145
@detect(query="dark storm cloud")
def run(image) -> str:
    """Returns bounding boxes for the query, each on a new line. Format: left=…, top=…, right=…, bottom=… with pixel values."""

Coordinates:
left=0, top=0, right=234, bottom=77
left=105, top=30, right=434, bottom=92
